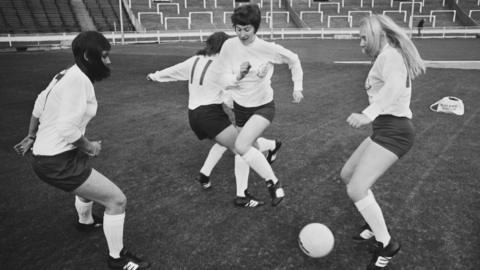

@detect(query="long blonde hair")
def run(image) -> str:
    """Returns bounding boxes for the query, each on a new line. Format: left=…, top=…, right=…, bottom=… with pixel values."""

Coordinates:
left=360, top=14, right=426, bottom=79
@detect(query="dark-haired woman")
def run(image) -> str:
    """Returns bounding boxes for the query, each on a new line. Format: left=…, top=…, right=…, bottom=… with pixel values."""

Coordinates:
left=212, top=4, right=304, bottom=206
left=14, top=31, right=150, bottom=269
left=147, top=32, right=280, bottom=208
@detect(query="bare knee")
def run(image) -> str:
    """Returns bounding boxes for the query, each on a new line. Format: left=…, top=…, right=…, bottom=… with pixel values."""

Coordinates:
left=105, top=192, right=127, bottom=214
left=346, top=183, right=367, bottom=202
left=235, top=140, right=251, bottom=156
left=340, top=167, right=351, bottom=184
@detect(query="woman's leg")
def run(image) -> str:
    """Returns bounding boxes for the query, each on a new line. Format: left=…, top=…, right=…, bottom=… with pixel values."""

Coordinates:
left=199, top=143, right=227, bottom=178
left=75, top=195, right=95, bottom=224
left=340, top=137, right=372, bottom=185
left=198, top=137, right=277, bottom=187
left=214, top=125, right=264, bottom=207
left=73, top=169, right=127, bottom=258
left=235, top=115, right=284, bottom=205
left=235, top=115, right=277, bottom=182
left=347, top=138, right=398, bottom=247
left=215, top=125, right=250, bottom=198
left=74, top=169, right=150, bottom=269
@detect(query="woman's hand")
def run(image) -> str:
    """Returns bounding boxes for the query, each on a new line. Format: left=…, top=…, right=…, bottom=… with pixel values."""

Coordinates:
left=83, top=141, right=102, bottom=157
left=347, top=113, right=371, bottom=128
left=257, top=62, right=272, bottom=78
left=292, top=90, right=303, bottom=103
left=237, top=62, right=251, bottom=81
left=13, top=136, right=35, bottom=156
left=86, top=141, right=102, bottom=157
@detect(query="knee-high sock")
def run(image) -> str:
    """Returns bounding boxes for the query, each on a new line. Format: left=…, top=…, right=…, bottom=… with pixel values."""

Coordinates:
left=354, top=191, right=391, bottom=247
left=256, top=137, right=276, bottom=152
left=103, top=212, right=125, bottom=258
left=235, top=155, right=250, bottom=197
left=242, top=147, right=278, bottom=183
left=75, top=196, right=93, bottom=224
left=200, top=143, right=227, bottom=176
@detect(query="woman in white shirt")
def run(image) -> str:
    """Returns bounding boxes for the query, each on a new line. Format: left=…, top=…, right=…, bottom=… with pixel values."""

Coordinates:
left=147, top=31, right=282, bottom=208
left=340, top=15, right=425, bottom=270
left=213, top=4, right=304, bottom=206
left=14, top=31, right=150, bottom=270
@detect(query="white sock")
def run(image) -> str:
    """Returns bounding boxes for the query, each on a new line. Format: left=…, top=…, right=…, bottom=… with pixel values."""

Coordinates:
left=235, top=155, right=250, bottom=197
left=242, top=147, right=278, bottom=183
left=103, top=212, right=125, bottom=258
left=354, top=191, right=391, bottom=247
left=200, top=143, right=227, bottom=176
left=75, top=196, right=93, bottom=224
left=256, top=137, right=276, bottom=152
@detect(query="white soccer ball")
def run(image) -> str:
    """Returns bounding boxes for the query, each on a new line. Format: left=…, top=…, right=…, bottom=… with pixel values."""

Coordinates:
left=298, top=223, right=334, bottom=258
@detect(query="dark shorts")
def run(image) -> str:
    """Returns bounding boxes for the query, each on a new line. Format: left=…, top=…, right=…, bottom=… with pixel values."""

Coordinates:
left=371, top=115, right=415, bottom=158
left=29, top=149, right=92, bottom=192
left=233, top=100, right=275, bottom=127
left=188, top=104, right=232, bottom=140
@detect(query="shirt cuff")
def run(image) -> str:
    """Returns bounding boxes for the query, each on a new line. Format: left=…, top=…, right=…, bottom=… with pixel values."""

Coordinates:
left=32, top=111, right=41, bottom=118
left=293, top=80, right=303, bottom=92
left=362, top=103, right=382, bottom=121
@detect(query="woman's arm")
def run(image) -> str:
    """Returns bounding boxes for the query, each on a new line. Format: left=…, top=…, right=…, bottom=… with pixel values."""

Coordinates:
left=362, top=52, right=408, bottom=121
left=147, top=56, right=194, bottom=82
left=13, top=116, right=39, bottom=156
left=72, top=135, right=101, bottom=157
left=267, top=42, right=304, bottom=103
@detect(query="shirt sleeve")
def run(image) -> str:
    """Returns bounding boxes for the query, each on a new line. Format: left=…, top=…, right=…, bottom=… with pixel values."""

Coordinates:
left=32, top=89, right=49, bottom=118
left=32, top=77, right=59, bottom=118
left=56, top=76, right=88, bottom=143
left=270, top=43, right=303, bottom=91
left=149, top=56, right=194, bottom=82
left=362, top=52, right=408, bottom=121
left=211, top=41, right=239, bottom=89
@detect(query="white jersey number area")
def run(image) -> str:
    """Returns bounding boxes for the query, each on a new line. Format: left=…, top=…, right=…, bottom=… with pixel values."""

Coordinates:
left=190, top=57, right=213, bottom=86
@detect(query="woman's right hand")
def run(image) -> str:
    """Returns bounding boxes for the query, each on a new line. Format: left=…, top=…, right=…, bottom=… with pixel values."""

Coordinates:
left=86, top=141, right=102, bottom=157
left=13, top=136, right=35, bottom=156
left=237, top=62, right=251, bottom=81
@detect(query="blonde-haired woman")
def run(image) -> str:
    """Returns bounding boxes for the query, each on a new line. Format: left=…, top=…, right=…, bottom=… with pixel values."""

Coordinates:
left=340, top=15, right=425, bottom=270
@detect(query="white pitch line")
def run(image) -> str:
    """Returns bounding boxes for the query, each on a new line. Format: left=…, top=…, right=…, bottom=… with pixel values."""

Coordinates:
left=334, top=60, right=480, bottom=70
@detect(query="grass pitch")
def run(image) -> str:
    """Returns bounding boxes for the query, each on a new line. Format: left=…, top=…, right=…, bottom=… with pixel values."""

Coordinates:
left=1, top=39, right=479, bottom=270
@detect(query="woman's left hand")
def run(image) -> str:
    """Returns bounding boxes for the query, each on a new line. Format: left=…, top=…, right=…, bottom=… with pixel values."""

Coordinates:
left=347, top=113, right=371, bottom=128
left=292, top=90, right=303, bottom=103
left=257, top=62, right=272, bottom=78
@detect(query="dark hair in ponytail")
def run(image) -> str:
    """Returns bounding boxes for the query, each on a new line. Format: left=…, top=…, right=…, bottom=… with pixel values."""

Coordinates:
left=196, top=31, right=230, bottom=56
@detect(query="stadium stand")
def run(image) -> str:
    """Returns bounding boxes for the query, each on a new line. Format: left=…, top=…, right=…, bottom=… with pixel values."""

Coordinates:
left=126, top=0, right=468, bottom=31
left=83, top=0, right=135, bottom=32
left=293, top=0, right=466, bottom=28
left=130, top=0, right=297, bottom=31
left=0, top=0, right=478, bottom=39
left=0, top=0, right=82, bottom=33
left=0, top=0, right=135, bottom=34
left=455, top=0, right=480, bottom=25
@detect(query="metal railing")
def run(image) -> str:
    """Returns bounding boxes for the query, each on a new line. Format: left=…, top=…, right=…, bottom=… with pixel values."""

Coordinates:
left=1, top=26, right=479, bottom=48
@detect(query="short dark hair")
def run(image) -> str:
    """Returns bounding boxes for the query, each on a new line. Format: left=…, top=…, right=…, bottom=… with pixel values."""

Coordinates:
left=72, top=31, right=111, bottom=82
left=231, top=4, right=261, bottom=33
left=196, top=31, right=230, bottom=56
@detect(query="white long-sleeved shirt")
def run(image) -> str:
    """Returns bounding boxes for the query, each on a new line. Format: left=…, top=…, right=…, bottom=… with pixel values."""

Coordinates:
left=213, top=37, right=303, bottom=107
left=32, top=64, right=97, bottom=156
left=148, top=55, right=225, bottom=110
left=362, top=44, right=412, bottom=120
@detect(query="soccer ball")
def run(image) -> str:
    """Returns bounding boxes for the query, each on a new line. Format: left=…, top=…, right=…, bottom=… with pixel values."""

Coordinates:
left=298, top=223, right=334, bottom=258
